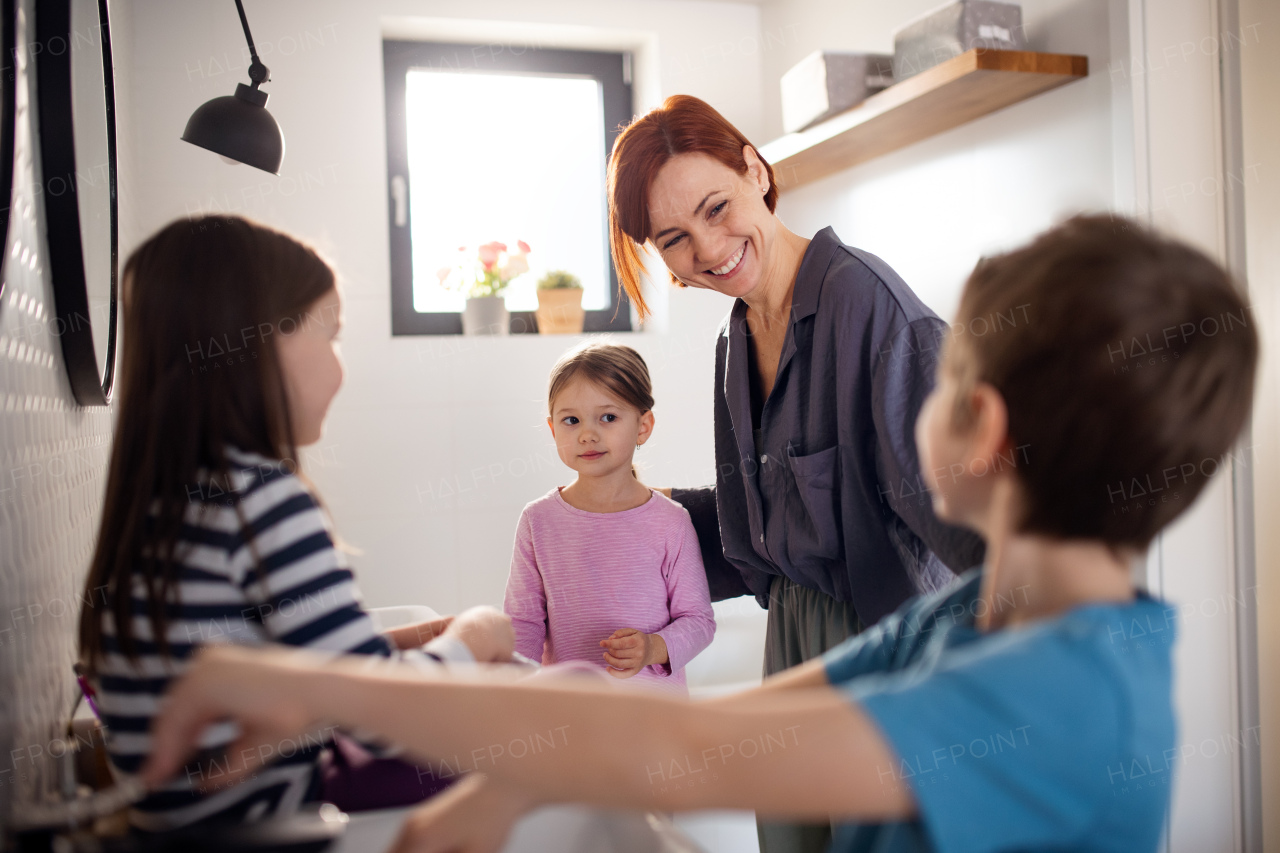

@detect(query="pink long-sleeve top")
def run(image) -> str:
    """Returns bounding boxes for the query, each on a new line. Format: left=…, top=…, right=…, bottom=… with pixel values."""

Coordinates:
left=502, top=487, right=716, bottom=696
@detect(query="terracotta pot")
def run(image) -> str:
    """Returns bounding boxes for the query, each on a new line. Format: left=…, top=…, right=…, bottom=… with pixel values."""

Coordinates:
left=535, top=288, right=585, bottom=334
left=462, top=296, right=509, bottom=335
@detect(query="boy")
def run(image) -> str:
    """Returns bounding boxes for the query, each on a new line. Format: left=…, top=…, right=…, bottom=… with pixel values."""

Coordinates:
left=142, top=214, right=1258, bottom=853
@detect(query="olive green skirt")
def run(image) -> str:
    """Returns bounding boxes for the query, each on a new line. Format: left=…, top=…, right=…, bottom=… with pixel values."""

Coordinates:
left=757, top=573, right=864, bottom=853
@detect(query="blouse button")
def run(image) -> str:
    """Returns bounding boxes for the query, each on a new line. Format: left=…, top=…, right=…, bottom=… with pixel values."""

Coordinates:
left=759, top=534, right=765, bottom=543
left=761, top=454, right=769, bottom=464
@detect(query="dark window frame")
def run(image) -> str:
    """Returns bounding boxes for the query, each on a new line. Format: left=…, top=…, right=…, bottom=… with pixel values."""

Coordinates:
left=384, top=40, right=634, bottom=335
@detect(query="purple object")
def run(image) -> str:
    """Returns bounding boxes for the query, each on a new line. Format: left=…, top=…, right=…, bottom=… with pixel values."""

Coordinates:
left=319, top=734, right=455, bottom=813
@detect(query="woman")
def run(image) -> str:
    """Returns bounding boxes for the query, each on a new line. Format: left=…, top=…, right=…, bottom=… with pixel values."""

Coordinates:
left=609, top=95, right=984, bottom=851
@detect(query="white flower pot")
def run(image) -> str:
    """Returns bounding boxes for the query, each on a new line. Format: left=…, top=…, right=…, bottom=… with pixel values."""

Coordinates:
left=462, top=296, right=510, bottom=336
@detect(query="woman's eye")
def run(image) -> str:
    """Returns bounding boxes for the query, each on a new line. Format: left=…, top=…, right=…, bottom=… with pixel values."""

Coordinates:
left=710, top=201, right=727, bottom=217
left=663, top=234, right=684, bottom=250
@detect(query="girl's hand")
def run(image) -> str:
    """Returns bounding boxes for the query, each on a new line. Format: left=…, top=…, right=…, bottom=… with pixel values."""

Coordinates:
left=141, top=645, right=323, bottom=790
left=445, top=606, right=515, bottom=663
left=599, top=629, right=668, bottom=678
left=389, top=773, right=536, bottom=853
left=385, top=616, right=455, bottom=650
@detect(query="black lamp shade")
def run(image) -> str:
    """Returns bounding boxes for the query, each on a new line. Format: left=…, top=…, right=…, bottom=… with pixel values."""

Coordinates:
left=182, top=83, right=284, bottom=174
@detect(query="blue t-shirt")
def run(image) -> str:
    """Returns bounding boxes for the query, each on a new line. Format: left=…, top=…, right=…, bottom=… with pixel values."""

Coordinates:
left=823, top=570, right=1176, bottom=853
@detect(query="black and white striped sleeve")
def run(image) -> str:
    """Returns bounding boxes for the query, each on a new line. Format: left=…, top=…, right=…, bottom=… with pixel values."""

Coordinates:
left=228, top=471, right=393, bottom=657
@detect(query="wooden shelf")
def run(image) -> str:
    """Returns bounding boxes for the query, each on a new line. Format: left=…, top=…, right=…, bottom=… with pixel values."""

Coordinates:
left=759, top=49, right=1088, bottom=193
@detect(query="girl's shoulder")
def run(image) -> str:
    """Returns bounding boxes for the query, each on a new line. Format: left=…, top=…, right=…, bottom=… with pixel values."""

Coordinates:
left=523, top=487, right=690, bottom=525
left=197, top=446, right=316, bottom=515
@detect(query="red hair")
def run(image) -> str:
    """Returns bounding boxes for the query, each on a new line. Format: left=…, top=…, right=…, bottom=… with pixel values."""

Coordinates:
left=607, top=95, right=778, bottom=319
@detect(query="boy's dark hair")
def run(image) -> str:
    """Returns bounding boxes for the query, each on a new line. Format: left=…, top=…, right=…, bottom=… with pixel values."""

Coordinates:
left=948, top=214, right=1257, bottom=548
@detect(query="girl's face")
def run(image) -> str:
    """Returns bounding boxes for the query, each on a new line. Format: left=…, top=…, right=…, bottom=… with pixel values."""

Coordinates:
left=277, top=288, right=344, bottom=447
left=548, top=377, right=654, bottom=479
left=647, top=149, right=776, bottom=301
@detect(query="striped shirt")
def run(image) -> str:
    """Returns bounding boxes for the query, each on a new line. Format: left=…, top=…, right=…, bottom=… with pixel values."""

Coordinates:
left=502, top=487, right=715, bottom=696
left=93, top=447, right=467, bottom=831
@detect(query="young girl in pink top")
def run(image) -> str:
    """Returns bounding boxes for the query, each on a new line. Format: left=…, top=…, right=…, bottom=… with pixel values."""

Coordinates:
left=503, top=343, right=715, bottom=695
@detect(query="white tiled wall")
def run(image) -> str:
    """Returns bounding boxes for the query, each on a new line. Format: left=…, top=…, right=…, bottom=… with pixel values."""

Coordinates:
left=0, top=0, right=114, bottom=824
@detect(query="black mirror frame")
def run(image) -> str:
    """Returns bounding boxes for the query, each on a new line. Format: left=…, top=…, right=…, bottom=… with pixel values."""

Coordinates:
left=0, top=0, right=15, bottom=313
left=35, top=0, right=118, bottom=406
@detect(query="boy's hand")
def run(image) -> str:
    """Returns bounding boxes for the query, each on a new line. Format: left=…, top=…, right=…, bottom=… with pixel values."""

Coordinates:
left=389, top=773, right=535, bottom=853
left=385, top=616, right=454, bottom=650
left=445, top=606, right=515, bottom=663
left=599, top=628, right=668, bottom=677
left=141, top=645, right=322, bottom=790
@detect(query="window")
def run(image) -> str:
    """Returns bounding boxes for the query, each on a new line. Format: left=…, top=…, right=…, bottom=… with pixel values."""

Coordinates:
left=384, top=41, right=634, bottom=335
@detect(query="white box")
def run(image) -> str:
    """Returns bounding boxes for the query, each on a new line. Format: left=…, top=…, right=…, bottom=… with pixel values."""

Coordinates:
left=780, top=50, right=894, bottom=134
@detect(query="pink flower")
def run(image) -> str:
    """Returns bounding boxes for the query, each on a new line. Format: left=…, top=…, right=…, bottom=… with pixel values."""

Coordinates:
left=435, top=267, right=451, bottom=283
left=517, top=240, right=532, bottom=254
left=501, top=253, right=529, bottom=279
left=478, top=242, right=501, bottom=269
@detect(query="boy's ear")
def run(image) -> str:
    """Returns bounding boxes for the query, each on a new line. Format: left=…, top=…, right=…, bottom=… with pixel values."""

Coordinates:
left=637, top=410, right=655, bottom=445
left=546, top=416, right=555, bottom=438
left=969, top=383, right=1013, bottom=467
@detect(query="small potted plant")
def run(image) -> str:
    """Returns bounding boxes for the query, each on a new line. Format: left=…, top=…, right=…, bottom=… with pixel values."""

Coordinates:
left=535, top=270, right=584, bottom=335
left=439, top=240, right=531, bottom=335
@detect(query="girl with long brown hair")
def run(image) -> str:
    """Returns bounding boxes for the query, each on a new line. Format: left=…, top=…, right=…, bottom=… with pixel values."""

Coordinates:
left=77, top=215, right=513, bottom=831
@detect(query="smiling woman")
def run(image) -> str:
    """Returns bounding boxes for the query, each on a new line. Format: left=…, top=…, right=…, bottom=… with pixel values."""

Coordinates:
left=606, top=95, right=987, bottom=852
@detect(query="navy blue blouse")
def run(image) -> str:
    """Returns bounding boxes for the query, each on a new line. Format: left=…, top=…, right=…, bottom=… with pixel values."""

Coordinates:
left=673, top=227, right=985, bottom=626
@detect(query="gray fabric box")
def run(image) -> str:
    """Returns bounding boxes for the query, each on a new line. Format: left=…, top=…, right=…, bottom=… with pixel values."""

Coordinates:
left=780, top=51, right=894, bottom=133
left=892, top=0, right=1026, bottom=81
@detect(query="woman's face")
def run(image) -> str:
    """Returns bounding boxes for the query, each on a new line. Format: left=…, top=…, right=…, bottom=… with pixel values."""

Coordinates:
left=647, top=149, right=775, bottom=300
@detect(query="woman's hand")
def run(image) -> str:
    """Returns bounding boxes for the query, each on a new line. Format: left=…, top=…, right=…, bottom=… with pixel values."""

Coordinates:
left=385, top=616, right=455, bottom=650
left=445, top=606, right=515, bottom=663
left=389, top=773, right=536, bottom=853
left=140, top=645, right=324, bottom=790
left=599, top=629, right=668, bottom=677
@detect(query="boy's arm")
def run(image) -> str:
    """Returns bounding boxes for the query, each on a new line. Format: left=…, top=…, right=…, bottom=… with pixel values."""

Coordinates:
left=144, top=644, right=915, bottom=822
left=502, top=513, right=548, bottom=662
left=652, top=515, right=717, bottom=674
left=706, top=591, right=931, bottom=706
left=701, top=656, right=831, bottom=705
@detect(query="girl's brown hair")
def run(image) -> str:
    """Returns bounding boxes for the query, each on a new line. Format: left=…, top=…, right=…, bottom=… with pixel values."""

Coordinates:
left=548, top=343, right=654, bottom=417
left=607, top=95, right=777, bottom=319
left=78, top=215, right=336, bottom=668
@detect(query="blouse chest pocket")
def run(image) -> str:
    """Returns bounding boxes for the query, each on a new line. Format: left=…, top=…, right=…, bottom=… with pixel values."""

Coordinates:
left=783, top=445, right=844, bottom=569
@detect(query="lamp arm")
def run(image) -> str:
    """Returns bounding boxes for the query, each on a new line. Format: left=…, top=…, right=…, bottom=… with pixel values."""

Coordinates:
left=234, top=0, right=269, bottom=86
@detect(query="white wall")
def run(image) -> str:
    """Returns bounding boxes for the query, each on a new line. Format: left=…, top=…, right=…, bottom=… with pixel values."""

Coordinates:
left=1238, top=0, right=1279, bottom=848
left=114, top=0, right=763, bottom=614
left=0, top=0, right=115, bottom=818
left=759, top=0, right=1120, bottom=321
